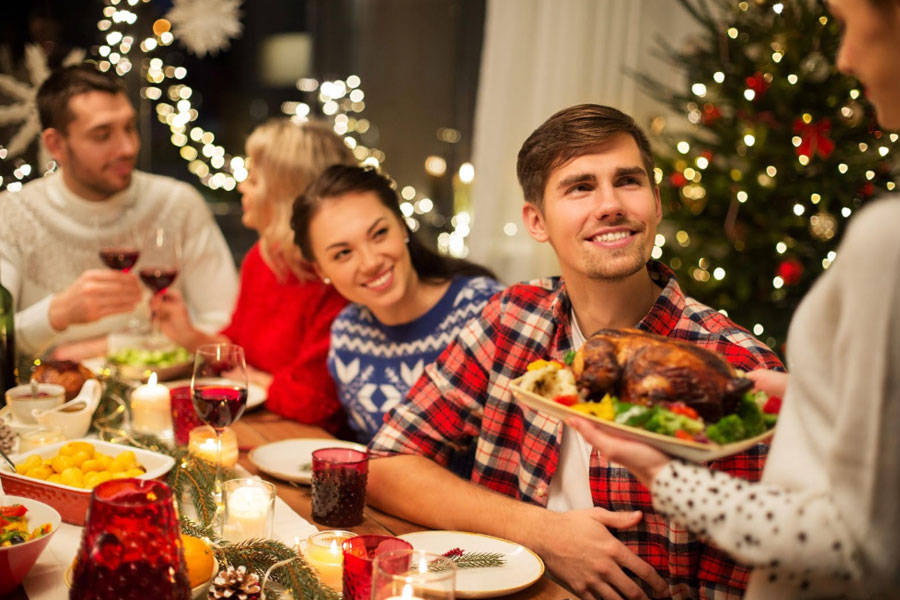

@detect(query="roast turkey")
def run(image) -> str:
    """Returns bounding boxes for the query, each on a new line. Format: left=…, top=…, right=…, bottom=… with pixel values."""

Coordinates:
left=571, top=328, right=752, bottom=421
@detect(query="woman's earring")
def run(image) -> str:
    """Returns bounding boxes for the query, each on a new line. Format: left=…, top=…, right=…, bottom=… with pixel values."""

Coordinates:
left=322, top=277, right=331, bottom=285
left=404, top=237, right=410, bottom=244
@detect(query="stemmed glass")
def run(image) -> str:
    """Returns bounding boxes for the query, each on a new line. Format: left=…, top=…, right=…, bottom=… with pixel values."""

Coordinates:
left=140, top=227, right=180, bottom=343
left=191, top=343, right=248, bottom=508
left=98, top=227, right=140, bottom=273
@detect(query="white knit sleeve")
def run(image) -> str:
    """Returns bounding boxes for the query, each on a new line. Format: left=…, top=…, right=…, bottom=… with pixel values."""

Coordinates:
left=652, top=460, right=861, bottom=595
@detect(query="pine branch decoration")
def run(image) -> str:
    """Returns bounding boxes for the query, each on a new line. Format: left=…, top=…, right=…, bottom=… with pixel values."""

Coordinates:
left=436, top=548, right=506, bottom=570
left=219, top=539, right=340, bottom=600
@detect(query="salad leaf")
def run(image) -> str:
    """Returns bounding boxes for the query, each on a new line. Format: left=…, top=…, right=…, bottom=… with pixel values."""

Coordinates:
left=706, top=414, right=746, bottom=444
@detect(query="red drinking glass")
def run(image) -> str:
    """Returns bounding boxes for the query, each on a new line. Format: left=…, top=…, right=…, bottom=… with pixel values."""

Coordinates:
left=170, top=385, right=203, bottom=445
left=69, top=478, right=190, bottom=600
left=341, top=535, right=413, bottom=600
left=311, top=447, right=368, bottom=527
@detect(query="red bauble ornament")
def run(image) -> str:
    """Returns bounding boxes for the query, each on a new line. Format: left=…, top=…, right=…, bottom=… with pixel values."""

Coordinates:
left=745, top=72, right=769, bottom=98
left=702, top=104, right=722, bottom=124
left=793, top=117, right=835, bottom=160
left=669, top=172, right=687, bottom=187
left=777, top=259, right=804, bottom=285
left=860, top=181, right=875, bottom=197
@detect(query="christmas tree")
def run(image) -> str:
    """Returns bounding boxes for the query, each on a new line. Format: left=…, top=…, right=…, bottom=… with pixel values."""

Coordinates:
left=643, top=0, right=898, bottom=352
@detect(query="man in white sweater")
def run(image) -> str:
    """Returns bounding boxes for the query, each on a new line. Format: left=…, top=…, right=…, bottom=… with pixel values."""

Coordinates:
left=0, top=64, right=238, bottom=358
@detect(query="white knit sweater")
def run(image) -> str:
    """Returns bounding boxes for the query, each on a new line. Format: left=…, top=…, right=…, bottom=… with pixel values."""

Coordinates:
left=650, top=197, right=900, bottom=599
left=0, top=171, right=239, bottom=355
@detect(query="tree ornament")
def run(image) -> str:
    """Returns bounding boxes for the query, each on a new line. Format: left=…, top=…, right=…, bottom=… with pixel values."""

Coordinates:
left=0, top=420, right=15, bottom=454
left=166, top=0, right=243, bottom=57
left=0, top=44, right=84, bottom=159
left=777, top=259, right=804, bottom=285
left=745, top=72, right=769, bottom=98
left=208, top=565, right=261, bottom=600
left=800, top=51, right=830, bottom=83
left=793, top=118, right=835, bottom=159
left=809, top=210, right=837, bottom=241
left=701, top=104, right=722, bottom=125
left=859, top=181, right=875, bottom=198
left=839, top=100, right=864, bottom=127
left=669, top=172, right=688, bottom=187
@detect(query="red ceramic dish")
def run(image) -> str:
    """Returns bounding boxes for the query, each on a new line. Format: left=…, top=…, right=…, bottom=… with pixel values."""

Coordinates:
left=0, top=439, right=175, bottom=525
left=0, top=496, right=62, bottom=596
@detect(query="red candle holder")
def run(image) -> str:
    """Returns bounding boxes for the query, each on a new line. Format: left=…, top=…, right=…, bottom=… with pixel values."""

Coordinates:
left=69, top=478, right=191, bottom=600
left=341, top=535, right=413, bottom=600
left=170, top=385, right=203, bottom=445
left=311, top=447, right=368, bottom=527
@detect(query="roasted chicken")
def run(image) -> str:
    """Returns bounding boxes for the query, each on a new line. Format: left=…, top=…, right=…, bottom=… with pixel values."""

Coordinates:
left=571, top=328, right=752, bottom=421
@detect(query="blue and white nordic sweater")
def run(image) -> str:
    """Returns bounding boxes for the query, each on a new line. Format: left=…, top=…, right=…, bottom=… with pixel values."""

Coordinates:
left=328, top=276, right=504, bottom=443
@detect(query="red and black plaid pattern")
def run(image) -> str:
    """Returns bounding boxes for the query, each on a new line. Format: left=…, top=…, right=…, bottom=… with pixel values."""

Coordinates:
left=370, top=261, right=783, bottom=599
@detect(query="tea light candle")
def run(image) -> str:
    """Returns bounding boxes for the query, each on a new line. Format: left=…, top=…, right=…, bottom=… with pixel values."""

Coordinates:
left=304, top=530, right=356, bottom=591
left=188, top=425, right=238, bottom=468
left=130, top=372, right=173, bottom=437
left=17, top=427, right=66, bottom=453
left=223, top=479, right=275, bottom=541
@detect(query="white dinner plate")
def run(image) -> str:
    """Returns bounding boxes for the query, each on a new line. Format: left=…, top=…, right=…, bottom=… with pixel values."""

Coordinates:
left=397, top=531, right=544, bottom=598
left=163, top=379, right=267, bottom=411
left=509, top=376, right=774, bottom=463
left=81, top=356, right=193, bottom=382
left=248, top=438, right=367, bottom=484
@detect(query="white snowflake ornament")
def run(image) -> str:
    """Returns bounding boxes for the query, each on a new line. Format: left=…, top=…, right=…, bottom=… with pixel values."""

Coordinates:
left=0, top=44, right=85, bottom=159
left=166, top=0, right=243, bottom=58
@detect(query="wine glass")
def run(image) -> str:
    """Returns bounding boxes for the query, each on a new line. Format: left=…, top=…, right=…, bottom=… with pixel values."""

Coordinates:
left=190, top=343, right=248, bottom=509
left=140, top=227, right=180, bottom=343
left=98, top=227, right=140, bottom=273
left=371, top=549, right=456, bottom=600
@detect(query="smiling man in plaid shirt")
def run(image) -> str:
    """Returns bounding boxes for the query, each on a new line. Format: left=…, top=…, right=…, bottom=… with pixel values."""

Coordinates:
left=367, top=104, right=783, bottom=600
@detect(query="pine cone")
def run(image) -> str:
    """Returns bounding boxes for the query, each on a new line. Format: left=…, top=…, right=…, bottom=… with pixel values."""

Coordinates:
left=208, top=565, right=261, bottom=600
left=0, top=420, right=15, bottom=454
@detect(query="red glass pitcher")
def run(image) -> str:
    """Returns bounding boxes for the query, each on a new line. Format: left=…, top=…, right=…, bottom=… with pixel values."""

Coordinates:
left=70, top=478, right=191, bottom=600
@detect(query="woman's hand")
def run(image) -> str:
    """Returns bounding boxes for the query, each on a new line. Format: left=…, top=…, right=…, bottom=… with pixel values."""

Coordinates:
left=746, top=369, right=789, bottom=398
left=568, top=417, right=671, bottom=489
left=149, top=289, right=202, bottom=350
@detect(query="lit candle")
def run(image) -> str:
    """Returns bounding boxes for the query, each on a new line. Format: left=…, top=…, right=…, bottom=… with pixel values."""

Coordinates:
left=130, top=372, right=173, bottom=438
left=304, top=530, right=356, bottom=591
left=188, top=425, right=238, bottom=468
left=223, top=479, right=275, bottom=541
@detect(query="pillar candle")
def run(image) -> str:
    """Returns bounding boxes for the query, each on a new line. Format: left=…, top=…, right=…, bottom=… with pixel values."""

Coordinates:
left=130, top=372, right=173, bottom=437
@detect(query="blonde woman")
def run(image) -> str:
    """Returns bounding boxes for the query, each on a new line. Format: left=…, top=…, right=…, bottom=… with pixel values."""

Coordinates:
left=153, top=119, right=354, bottom=431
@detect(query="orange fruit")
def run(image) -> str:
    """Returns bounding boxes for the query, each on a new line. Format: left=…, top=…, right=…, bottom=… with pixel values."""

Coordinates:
left=180, top=534, right=214, bottom=588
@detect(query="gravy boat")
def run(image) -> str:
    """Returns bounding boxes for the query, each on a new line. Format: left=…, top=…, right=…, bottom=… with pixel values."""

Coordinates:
left=31, top=380, right=102, bottom=439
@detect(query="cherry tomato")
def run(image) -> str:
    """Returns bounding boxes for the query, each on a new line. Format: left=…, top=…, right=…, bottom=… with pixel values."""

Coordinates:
left=669, top=403, right=699, bottom=420
left=0, top=505, right=26, bottom=518
left=553, top=394, right=579, bottom=406
left=763, top=395, right=782, bottom=414
left=674, top=430, right=694, bottom=441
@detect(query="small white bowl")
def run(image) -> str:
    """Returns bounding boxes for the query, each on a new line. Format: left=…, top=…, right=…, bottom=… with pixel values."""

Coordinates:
left=5, top=384, right=65, bottom=424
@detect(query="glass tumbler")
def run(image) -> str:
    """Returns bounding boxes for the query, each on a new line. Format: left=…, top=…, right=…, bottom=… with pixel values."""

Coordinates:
left=371, top=549, right=457, bottom=600
left=311, top=447, right=368, bottom=527
left=69, top=478, right=191, bottom=600
left=341, top=535, right=413, bottom=600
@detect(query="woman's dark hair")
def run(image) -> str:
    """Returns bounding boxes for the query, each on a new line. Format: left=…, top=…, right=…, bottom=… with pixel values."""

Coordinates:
left=292, top=165, right=496, bottom=284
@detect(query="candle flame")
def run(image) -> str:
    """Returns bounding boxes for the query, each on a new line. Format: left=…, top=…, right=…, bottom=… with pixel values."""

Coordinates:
left=402, top=583, right=416, bottom=599
left=329, top=539, right=340, bottom=555
left=148, top=372, right=158, bottom=385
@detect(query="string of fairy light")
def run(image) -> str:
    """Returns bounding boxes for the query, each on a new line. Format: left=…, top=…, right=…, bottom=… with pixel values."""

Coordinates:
left=0, top=0, right=475, bottom=257
left=648, top=1, right=897, bottom=339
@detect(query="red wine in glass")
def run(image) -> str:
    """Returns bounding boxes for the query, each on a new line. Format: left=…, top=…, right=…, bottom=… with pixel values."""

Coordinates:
left=99, top=247, right=140, bottom=272
left=139, top=267, right=179, bottom=294
left=192, top=385, right=248, bottom=429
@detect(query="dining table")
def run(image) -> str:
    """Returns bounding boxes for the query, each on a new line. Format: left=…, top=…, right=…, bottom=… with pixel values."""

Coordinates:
left=7, top=408, right=574, bottom=599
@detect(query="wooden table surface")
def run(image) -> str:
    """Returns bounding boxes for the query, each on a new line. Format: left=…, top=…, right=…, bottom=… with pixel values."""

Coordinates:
left=234, top=410, right=575, bottom=600
left=9, top=409, right=574, bottom=599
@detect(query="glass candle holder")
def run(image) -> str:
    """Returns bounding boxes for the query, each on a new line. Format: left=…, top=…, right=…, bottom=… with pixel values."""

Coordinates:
left=311, top=447, right=368, bottom=527
left=188, top=425, right=238, bottom=468
left=222, top=478, right=276, bottom=542
left=169, top=385, right=203, bottom=446
left=341, top=535, right=413, bottom=600
left=70, top=478, right=191, bottom=599
left=372, top=549, right=457, bottom=600
left=303, top=530, right=356, bottom=591
left=16, top=426, right=65, bottom=453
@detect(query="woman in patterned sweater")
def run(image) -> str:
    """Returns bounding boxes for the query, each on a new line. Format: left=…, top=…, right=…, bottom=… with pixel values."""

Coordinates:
left=292, top=165, right=503, bottom=448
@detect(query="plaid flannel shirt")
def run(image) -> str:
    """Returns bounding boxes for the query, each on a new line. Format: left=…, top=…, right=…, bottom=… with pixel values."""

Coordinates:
left=369, top=261, right=784, bottom=600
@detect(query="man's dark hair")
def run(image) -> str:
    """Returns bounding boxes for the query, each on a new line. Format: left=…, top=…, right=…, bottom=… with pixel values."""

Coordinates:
left=37, top=64, right=125, bottom=132
left=516, top=104, right=656, bottom=209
